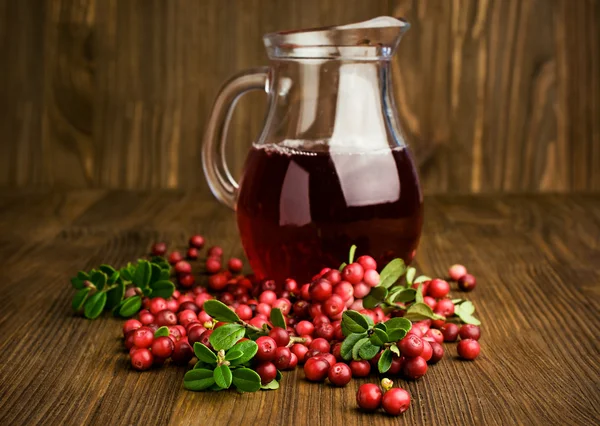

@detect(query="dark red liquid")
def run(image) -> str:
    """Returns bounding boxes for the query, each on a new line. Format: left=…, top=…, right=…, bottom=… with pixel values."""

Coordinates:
left=236, top=145, right=423, bottom=283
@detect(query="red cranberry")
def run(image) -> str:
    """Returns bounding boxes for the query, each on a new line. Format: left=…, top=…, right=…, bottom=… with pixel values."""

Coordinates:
left=403, top=356, right=428, bottom=380
left=177, top=310, right=198, bottom=327
left=312, top=314, right=330, bottom=327
left=195, top=293, right=212, bottom=308
left=235, top=304, right=253, bottom=320
left=151, top=336, right=174, bottom=358
left=333, top=281, right=354, bottom=301
left=398, top=334, right=424, bottom=358
left=166, top=298, right=179, bottom=312
left=219, top=292, right=234, bottom=305
left=314, top=323, right=334, bottom=341
left=458, top=274, right=477, bottom=292
left=350, top=360, right=371, bottom=377
left=124, top=330, right=136, bottom=350
left=434, top=299, right=455, bottom=317
left=255, top=361, right=277, bottom=384
left=256, top=303, right=271, bottom=317
left=427, top=279, right=450, bottom=299
left=382, top=388, right=411, bottom=416
left=205, top=257, right=221, bottom=274
left=308, top=303, right=323, bottom=318
left=328, top=363, right=352, bottom=386
left=293, top=300, right=309, bottom=317
left=198, top=329, right=213, bottom=349
left=305, top=349, right=322, bottom=361
left=258, top=290, right=277, bottom=305
left=318, top=353, right=336, bottom=368
left=228, top=258, right=243, bottom=273
left=309, top=338, right=330, bottom=354
left=303, top=357, right=330, bottom=382
left=423, top=296, right=437, bottom=310
left=168, top=251, right=183, bottom=265
left=123, top=319, right=142, bottom=336
left=151, top=242, right=167, bottom=256
left=431, top=319, right=445, bottom=329
left=287, top=353, right=298, bottom=370
left=353, top=282, right=370, bottom=298
left=178, top=301, right=200, bottom=314
left=284, top=279, right=298, bottom=293
left=459, top=324, right=481, bottom=341
left=356, top=384, right=382, bottom=411
left=131, top=348, right=153, bottom=371
left=132, top=327, right=154, bottom=349
left=323, top=295, right=345, bottom=318
left=428, top=342, right=444, bottom=364
left=291, top=343, right=309, bottom=363
left=332, top=342, right=343, bottom=361
left=273, top=346, right=292, bottom=370
left=342, top=263, right=364, bottom=285
left=440, top=323, right=459, bottom=342
left=421, top=340, right=433, bottom=362
left=295, top=320, right=314, bottom=336
left=208, top=273, right=228, bottom=291
left=171, top=339, right=194, bottom=365
left=139, top=311, right=155, bottom=326
left=255, top=336, right=277, bottom=362
left=155, top=309, right=177, bottom=327
left=363, top=269, right=380, bottom=287
left=388, top=355, right=404, bottom=374
left=187, top=325, right=207, bottom=346
left=323, top=269, right=342, bottom=285
left=301, top=335, right=313, bottom=347
left=248, top=316, right=268, bottom=329
left=457, top=339, right=480, bottom=360
left=149, top=297, right=168, bottom=315
left=186, top=247, right=199, bottom=260
left=448, top=264, right=467, bottom=281
left=260, top=279, right=277, bottom=292
left=269, top=327, right=291, bottom=347
left=310, top=279, right=333, bottom=302
left=300, top=283, right=311, bottom=301
left=424, top=329, right=444, bottom=344
left=356, top=255, right=377, bottom=271
left=178, top=274, right=194, bottom=289
left=332, top=321, right=344, bottom=340
left=273, top=298, right=292, bottom=315
left=186, top=235, right=203, bottom=249
left=207, top=246, right=223, bottom=257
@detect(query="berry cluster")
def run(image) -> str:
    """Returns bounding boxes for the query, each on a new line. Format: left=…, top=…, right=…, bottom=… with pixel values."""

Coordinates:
left=114, top=237, right=482, bottom=414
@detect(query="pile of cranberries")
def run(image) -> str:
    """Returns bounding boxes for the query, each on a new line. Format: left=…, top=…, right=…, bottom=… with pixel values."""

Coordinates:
left=122, top=235, right=482, bottom=416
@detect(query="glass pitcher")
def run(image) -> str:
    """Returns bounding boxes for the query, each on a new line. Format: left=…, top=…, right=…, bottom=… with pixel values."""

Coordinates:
left=203, top=17, right=423, bottom=283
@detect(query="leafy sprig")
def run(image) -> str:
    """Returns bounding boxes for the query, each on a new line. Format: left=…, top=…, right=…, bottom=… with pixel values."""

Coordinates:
left=70, top=258, right=174, bottom=319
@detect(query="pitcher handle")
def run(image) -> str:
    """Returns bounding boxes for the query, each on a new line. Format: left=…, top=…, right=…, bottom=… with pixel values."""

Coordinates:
left=202, top=67, right=270, bottom=209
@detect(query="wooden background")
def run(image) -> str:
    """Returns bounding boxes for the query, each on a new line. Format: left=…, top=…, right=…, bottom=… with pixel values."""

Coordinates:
left=0, top=0, right=599, bottom=193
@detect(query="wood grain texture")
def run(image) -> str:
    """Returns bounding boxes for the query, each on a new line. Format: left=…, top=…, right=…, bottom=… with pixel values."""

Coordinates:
left=0, top=0, right=598, bottom=193
left=0, top=190, right=599, bottom=425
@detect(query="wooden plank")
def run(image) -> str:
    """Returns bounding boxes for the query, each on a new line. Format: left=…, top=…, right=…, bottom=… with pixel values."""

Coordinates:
left=0, top=190, right=598, bottom=425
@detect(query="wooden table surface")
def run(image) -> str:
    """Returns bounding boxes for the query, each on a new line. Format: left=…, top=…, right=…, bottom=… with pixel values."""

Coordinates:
left=0, top=190, right=598, bottom=426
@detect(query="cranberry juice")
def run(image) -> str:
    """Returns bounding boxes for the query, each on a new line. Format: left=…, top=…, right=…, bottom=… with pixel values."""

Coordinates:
left=236, top=144, right=423, bottom=283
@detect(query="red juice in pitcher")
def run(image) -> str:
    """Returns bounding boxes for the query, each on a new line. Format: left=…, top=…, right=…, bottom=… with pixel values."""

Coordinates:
left=236, top=143, right=423, bottom=283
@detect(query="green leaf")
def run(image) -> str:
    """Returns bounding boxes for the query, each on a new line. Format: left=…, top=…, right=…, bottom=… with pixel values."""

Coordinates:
left=341, top=310, right=369, bottom=335
left=99, top=264, right=116, bottom=276
left=390, top=288, right=417, bottom=303
left=203, top=300, right=241, bottom=323
left=415, top=283, right=424, bottom=304
left=390, top=343, right=400, bottom=357
left=341, top=332, right=368, bottom=360
left=105, top=280, right=125, bottom=310
left=72, top=288, right=90, bottom=312
left=276, top=369, right=283, bottom=381
left=120, top=266, right=133, bottom=282
left=270, top=308, right=286, bottom=329
left=459, top=301, right=475, bottom=315
left=348, top=245, right=357, bottom=264
left=228, top=340, right=258, bottom=365
left=154, top=326, right=170, bottom=337
left=405, top=267, right=416, bottom=286
left=194, top=360, right=212, bottom=370
left=378, top=348, right=393, bottom=373
left=452, top=298, right=464, bottom=304
left=352, top=337, right=370, bottom=360
left=414, top=275, right=431, bottom=284
left=404, top=302, right=445, bottom=321
left=231, top=368, right=262, bottom=393
left=70, top=277, right=85, bottom=290
left=183, top=368, right=215, bottom=391
left=384, top=317, right=412, bottom=341
left=369, top=328, right=388, bottom=346
left=83, top=291, right=107, bottom=319
left=378, top=258, right=407, bottom=288
left=209, top=324, right=245, bottom=351
left=362, top=286, right=388, bottom=309
left=150, top=263, right=163, bottom=285
left=213, top=365, right=232, bottom=389
left=90, top=271, right=107, bottom=291
left=364, top=315, right=374, bottom=327
left=339, top=262, right=347, bottom=272
left=159, top=269, right=171, bottom=281
left=455, top=301, right=481, bottom=325
left=107, top=271, right=120, bottom=285
left=225, top=350, right=243, bottom=362
left=194, top=343, right=218, bottom=364
left=358, top=340, right=380, bottom=360
left=149, top=280, right=175, bottom=299
left=374, top=322, right=387, bottom=332
left=77, top=271, right=90, bottom=281
left=261, top=380, right=280, bottom=390
left=119, top=295, right=142, bottom=317
left=133, top=260, right=151, bottom=288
